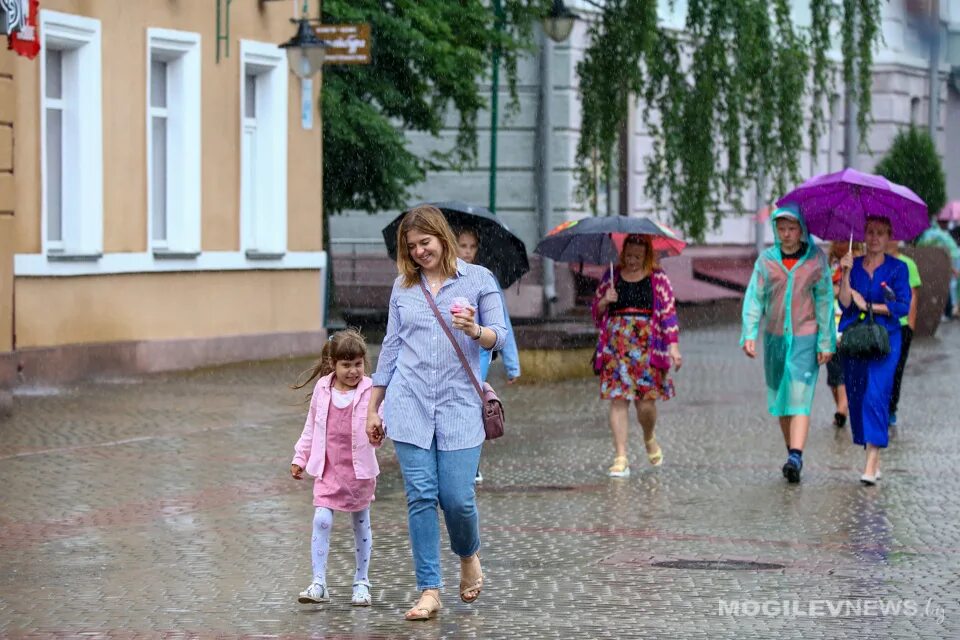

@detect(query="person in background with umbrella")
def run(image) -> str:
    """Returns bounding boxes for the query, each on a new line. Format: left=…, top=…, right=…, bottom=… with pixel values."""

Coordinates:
left=885, top=238, right=922, bottom=432
left=838, top=216, right=911, bottom=485
left=591, top=234, right=682, bottom=478
left=455, top=227, right=521, bottom=386
left=365, top=205, right=506, bottom=620
left=740, top=206, right=836, bottom=484
left=455, top=226, right=521, bottom=484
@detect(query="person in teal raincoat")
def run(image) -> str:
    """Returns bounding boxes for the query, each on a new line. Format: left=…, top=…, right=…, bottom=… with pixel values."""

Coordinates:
left=740, top=205, right=836, bottom=484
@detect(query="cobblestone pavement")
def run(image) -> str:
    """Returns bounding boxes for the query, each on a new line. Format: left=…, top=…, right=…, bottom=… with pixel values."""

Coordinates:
left=1, top=323, right=959, bottom=639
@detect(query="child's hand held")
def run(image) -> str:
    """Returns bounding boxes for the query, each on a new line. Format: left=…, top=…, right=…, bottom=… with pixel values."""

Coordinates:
left=291, top=464, right=304, bottom=479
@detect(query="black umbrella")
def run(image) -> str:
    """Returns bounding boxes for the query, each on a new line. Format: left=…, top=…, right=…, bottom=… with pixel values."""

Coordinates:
left=535, top=216, right=686, bottom=265
left=382, top=201, right=530, bottom=289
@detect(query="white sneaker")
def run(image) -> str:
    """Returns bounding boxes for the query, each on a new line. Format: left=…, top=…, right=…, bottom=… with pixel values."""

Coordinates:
left=474, top=471, right=483, bottom=483
left=352, top=580, right=372, bottom=606
left=298, top=582, right=329, bottom=604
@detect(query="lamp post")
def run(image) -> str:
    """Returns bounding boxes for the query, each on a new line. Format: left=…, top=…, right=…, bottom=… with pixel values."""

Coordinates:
left=272, top=0, right=334, bottom=327
left=279, top=15, right=327, bottom=79
left=543, top=0, right=578, bottom=43
left=535, top=1, right=579, bottom=316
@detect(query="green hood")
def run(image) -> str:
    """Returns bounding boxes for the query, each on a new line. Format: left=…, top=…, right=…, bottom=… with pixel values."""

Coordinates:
left=767, top=204, right=814, bottom=259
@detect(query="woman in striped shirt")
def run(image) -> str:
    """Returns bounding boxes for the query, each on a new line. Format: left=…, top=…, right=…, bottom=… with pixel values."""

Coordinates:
left=365, top=205, right=507, bottom=620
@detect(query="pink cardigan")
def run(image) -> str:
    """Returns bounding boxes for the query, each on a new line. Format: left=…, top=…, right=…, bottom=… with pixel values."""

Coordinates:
left=291, top=373, right=381, bottom=480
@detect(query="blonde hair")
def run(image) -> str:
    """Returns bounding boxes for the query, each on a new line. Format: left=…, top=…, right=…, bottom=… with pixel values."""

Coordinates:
left=292, top=328, right=368, bottom=393
left=619, top=234, right=657, bottom=273
left=396, top=205, right=459, bottom=288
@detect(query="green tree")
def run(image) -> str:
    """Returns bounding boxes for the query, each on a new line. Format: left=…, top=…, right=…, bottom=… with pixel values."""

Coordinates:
left=318, top=0, right=543, bottom=325
left=874, top=127, right=947, bottom=217
left=320, top=0, right=542, bottom=215
left=577, top=0, right=884, bottom=241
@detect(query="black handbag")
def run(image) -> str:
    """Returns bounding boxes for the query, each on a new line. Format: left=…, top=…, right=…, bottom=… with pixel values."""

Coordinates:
left=839, top=304, right=890, bottom=360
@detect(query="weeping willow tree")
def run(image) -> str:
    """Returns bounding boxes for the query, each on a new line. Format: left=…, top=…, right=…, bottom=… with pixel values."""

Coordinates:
left=577, top=0, right=884, bottom=241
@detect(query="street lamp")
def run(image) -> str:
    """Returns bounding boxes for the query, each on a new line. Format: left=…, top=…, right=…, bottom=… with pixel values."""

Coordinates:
left=279, top=16, right=327, bottom=79
left=535, top=1, right=578, bottom=315
left=542, top=0, right=579, bottom=43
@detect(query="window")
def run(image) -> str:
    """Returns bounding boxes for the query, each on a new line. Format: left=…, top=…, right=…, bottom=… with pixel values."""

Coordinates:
left=910, top=96, right=921, bottom=125
left=147, top=28, right=202, bottom=257
left=240, top=40, right=288, bottom=258
left=40, top=10, right=102, bottom=258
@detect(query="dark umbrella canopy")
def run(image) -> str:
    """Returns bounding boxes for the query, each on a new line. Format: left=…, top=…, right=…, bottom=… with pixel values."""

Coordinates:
left=534, top=216, right=686, bottom=265
left=382, top=201, right=530, bottom=289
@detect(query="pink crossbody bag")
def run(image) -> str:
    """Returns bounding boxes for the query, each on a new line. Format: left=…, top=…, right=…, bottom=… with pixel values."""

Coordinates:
left=418, top=282, right=505, bottom=440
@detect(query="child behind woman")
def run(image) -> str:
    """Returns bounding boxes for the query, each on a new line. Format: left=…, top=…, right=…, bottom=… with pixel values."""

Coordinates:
left=290, top=329, right=381, bottom=606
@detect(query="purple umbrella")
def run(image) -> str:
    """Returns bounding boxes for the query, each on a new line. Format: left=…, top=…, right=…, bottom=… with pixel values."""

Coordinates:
left=775, top=168, right=928, bottom=242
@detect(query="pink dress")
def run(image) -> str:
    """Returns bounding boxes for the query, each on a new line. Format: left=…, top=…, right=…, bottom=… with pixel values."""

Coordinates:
left=313, top=399, right=376, bottom=511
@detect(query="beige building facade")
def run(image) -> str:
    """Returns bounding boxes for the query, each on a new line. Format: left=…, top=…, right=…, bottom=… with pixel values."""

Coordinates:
left=1, top=0, right=326, bottom=396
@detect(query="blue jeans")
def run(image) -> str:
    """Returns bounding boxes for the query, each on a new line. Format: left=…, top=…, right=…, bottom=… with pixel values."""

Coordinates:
left=393, top=439, right=483, bottom=591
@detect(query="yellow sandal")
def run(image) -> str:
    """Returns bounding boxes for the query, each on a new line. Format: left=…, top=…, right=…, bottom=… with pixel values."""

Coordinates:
left=608, top=455, right=630, bottom=478
left=645, top=438, right=663, bottom=467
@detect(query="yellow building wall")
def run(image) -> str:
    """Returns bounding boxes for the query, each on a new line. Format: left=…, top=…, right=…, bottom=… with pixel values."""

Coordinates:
left=15, top=270, right=322, bottom=349
left=12, top=0, right=324, bottom=255
left=1, top=47, right=16, bottom=353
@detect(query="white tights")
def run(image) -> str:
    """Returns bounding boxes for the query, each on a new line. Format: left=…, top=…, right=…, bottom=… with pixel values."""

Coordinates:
left=311, top=507, right=372, bottom=585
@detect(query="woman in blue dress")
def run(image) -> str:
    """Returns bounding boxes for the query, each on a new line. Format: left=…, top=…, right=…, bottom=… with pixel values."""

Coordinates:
left=838, top=216, right=911, bottom=485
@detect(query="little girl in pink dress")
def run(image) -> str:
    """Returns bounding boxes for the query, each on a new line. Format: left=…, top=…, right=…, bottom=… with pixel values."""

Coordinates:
left=290, top=329, right=381, bottom=606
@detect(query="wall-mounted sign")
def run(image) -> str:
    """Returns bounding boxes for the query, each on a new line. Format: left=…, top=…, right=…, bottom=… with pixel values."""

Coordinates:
left=315, top=24, right=371, bottom=65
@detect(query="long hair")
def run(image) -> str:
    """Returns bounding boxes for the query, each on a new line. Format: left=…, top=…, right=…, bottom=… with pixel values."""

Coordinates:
left=396, top=205, right=459, bottom=288
left=292, top=328, right=368, bottom=393
left=618, top=234, right=657, bottom=273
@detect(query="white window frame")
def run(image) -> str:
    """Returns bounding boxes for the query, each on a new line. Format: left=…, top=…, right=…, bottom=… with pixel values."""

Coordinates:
left=39, top=10, right=103, bottom=259
left=239, top=40, right=288, bottom=258
left=147, top=28, right=202, bottom=257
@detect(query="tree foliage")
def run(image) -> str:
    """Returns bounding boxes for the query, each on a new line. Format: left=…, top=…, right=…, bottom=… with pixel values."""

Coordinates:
left=577, top=0, right=884, bottom=241
left=873, top=127, right=947, bottom=218
left=320, top=0, right=542, bottom=215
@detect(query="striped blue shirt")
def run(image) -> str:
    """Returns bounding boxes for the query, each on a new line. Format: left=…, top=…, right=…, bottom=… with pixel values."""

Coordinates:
left=373, top=259, right=507, bottom=450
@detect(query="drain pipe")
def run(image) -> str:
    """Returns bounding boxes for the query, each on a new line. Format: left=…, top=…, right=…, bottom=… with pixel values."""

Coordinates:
left=535, top=25, right=557, bottom=315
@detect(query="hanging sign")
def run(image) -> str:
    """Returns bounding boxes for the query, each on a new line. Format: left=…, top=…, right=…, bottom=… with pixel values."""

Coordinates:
left=315, top=24, right=371, bottom=65
left=5, top=0, right=39, bottom=59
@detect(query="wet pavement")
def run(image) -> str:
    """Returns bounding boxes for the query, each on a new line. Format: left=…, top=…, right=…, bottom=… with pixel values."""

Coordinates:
left=1, top=323, right=959, bottom=639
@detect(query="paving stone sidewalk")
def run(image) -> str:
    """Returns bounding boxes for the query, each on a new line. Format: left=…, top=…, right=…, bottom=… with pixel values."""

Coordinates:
left=1, top=323, right=959, bottom=639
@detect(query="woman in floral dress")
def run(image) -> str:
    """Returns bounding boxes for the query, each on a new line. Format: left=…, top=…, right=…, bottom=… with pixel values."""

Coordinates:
left=591, top=234, right=682, bottom=478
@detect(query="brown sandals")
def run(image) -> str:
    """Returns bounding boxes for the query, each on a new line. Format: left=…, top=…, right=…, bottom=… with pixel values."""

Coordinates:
left=405, top=590, right=442, bottom=621
left=459, top=554, right=484, bottom=603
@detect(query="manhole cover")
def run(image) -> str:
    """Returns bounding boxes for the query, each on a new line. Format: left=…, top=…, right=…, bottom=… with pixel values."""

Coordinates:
left=652, top=559, right=785, bottom=571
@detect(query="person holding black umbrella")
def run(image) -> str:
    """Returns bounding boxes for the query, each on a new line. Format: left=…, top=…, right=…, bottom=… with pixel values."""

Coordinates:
left=591, top=234, right=682, bottom=478
left=455, top=227, right=520, bottom=485
left=455, top=227, right=521, bottom=386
